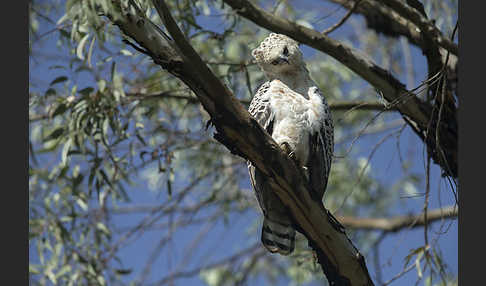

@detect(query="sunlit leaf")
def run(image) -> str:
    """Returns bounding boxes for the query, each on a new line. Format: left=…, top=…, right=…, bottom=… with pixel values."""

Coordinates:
left=61, top=138, right=72, bottom=166
left=76, top=34, right=90, bottom=60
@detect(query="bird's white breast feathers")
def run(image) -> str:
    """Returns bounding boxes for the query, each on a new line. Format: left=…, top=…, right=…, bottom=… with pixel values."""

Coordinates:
left=266, top=80, right=328, bottom=164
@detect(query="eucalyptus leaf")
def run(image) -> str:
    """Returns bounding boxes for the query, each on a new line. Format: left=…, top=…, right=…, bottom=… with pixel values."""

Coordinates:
left=76, top=34, right=90, bottom=60
left=50, top=76, right=68, bottom=86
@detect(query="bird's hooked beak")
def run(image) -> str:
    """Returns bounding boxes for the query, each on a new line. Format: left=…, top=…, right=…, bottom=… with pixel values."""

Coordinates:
left=271, top=54, right=290, bottom=65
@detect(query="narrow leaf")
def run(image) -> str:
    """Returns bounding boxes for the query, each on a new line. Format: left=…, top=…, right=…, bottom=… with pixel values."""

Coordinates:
left=87, top=35, right=96, bottom=68
left=76, top=34, right=90, bottom=60
left=50, top=76, right=68, bottom=86
left=61, top=138, right=72, bottom=166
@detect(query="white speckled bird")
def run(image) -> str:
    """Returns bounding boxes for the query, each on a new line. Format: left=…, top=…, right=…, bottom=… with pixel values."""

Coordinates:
left=248, top=33, right=334, bottom=255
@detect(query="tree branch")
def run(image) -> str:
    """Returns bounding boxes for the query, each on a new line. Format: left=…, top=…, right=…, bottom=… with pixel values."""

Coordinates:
left=379, top=0, right=458, bottom=55
left=328, top=0, right=457, bottom=56
left=323, top=0, right=363, bottom=35
left=338, top=205, right=457, bottom=232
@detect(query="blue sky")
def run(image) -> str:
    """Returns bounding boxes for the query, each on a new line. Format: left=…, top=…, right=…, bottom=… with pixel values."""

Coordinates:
left=29, top=1, right=457, bottom=285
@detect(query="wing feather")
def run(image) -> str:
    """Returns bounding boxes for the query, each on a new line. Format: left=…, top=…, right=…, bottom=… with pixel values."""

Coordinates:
left=248, top=81, right=275, bottom=212
left=248, top=81, right=274, bottom=133
left=307, top=90, right=334, bottom=200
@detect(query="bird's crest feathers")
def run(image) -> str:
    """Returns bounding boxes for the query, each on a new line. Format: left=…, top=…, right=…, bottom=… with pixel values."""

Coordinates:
left=251, top=33, right=303, bottom=70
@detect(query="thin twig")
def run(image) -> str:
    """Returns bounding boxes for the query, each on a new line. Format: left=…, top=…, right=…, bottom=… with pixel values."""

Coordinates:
left=423, top=155, right=431, bottom=246
left=323, top=0, right=363, bottom=35
left=151, top=243, right=261, bottom=286
left=380, top=0, right=458, bottom=55
left=335, top=128, right=403, bottom=213
left=382, top=255, right=423, bottom=286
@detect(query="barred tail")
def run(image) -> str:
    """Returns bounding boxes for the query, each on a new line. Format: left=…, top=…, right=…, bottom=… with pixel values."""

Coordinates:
left=261, top=218, right=295, bottom=255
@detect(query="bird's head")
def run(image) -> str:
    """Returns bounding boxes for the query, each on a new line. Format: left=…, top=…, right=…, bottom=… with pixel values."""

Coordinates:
left=252, top=33, right=304, bottom=77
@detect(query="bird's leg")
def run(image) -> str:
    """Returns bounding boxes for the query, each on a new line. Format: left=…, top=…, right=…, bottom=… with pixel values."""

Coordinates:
left=280, top=142, right=292, bottom=155
left=281, top=142, right=308, bottom=175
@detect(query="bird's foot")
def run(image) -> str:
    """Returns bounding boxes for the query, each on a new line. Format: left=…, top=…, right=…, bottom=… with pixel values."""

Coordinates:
left=280, top=142, right=292, bottom=155
left=280, top=142, right=299, bottom=163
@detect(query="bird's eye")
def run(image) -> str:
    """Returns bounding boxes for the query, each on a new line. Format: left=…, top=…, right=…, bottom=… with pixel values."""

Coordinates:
left=283, top=46, right=289, bottom=56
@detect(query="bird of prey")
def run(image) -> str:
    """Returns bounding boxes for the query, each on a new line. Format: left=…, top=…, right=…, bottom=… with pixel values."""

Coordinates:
left=248, top=33, right=334, bottom=255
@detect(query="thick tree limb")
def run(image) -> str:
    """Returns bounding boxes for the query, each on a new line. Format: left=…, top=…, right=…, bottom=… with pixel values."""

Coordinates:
left=222, top=0, right=457, bottom=178
left=376, top=0, right=456, bottom=129
left=338, top=205, right=457, bottom=232
left=328, top=0, right=457, bottom=56
left=330, top=0, right=422, bottom=44
left=379, top=0, right=458, bottom=55
left=107, top=1, right=375, bottom=285
left=328, top=0, right=458, bottom=115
